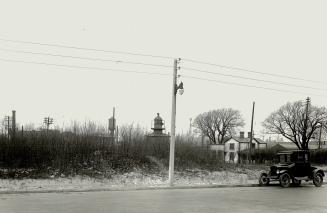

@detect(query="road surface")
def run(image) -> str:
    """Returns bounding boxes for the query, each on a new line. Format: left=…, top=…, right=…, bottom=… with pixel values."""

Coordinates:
left=0, top=185, right=326, bottom=213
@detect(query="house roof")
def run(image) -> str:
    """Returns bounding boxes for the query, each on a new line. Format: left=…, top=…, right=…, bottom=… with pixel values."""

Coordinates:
left=267, top=142, right=298, bottom=149
left=254, top=138, right=267, bottom=144
left=267, top=141, right=327, bottom=150
left=230, top=137, right=267, bottom=144
left=277, top=150, right=310, bottom=154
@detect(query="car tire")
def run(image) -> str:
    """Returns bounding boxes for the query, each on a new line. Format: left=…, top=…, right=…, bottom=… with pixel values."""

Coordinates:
left=259, top=173, right=270, bottom=186
left=313, top=173, right=323, bottom=187
left=279, top=173, right=291, bottom=188
left=292, top=178, right=301, bottom=187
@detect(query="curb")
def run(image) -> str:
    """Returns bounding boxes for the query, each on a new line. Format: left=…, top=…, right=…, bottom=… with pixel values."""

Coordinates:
left=1, top=180, right=325, bottom=195
left=0, top=183, right=259, bottom=195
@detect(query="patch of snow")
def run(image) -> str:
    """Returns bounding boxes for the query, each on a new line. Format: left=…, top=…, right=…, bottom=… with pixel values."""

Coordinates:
left=0, top=169, right=260, bottom=193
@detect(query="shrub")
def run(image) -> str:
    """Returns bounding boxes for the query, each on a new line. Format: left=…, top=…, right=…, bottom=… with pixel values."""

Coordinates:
left=0, top=123, right=224, bottom=178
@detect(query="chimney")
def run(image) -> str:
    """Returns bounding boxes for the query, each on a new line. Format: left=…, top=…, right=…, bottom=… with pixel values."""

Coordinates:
left=248, top=132, right=252, bottom=138
left=240, top=131, right=244, bottom=139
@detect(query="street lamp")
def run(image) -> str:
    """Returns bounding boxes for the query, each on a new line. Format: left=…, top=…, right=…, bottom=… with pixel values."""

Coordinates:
left=176, top=82, right=184, bottom=95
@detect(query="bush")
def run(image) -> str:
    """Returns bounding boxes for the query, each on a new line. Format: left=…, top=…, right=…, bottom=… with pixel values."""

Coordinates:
left=0, top=123, right=224, bottom=178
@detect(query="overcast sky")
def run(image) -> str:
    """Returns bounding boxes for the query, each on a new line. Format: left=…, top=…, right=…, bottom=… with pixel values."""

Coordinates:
left=1, top=0, right=327, bottom=136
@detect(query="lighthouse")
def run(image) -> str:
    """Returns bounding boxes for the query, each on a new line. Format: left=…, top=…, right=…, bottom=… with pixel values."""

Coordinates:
left=146, top=113, right=169, bottom=140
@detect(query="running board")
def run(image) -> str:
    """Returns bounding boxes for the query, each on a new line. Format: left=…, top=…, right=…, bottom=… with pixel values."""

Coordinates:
left=294, top=176, right=310, bottom=181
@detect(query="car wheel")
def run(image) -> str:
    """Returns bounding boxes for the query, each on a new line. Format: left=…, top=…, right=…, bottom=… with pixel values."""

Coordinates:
left=279, top=173, right=291, bottom=188
left=292, top=178, right=301, bottom=186
left=313, top=173, right=323, bottom=187
left=259, top=173, right=270, bottom=186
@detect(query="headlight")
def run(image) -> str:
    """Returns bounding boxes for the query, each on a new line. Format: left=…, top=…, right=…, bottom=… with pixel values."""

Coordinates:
left=276, top=170, right=280, bottom=174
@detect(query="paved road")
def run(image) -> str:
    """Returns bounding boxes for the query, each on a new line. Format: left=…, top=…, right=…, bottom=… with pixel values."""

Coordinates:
left=0, top=185, right=326, bottom=213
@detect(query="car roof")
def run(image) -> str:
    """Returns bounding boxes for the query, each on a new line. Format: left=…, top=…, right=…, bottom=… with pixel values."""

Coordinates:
left=276, top=150, right=309, bottom=155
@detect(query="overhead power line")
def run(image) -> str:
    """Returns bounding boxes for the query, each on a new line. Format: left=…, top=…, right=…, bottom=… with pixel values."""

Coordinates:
left=1, top=57, right=326, bottom=98
left=182, top=74, right=327, bottom=98
left=182, top=58, right=327, bottom=85
left=1, top=37, right=326, bottom=86
left=0, top=48, right=172, bottom=68
left=181, top=66, right=327, bottom=92
left=0, top=58, right=171, bottom=77
left=0, top=38, right=175, bottom=60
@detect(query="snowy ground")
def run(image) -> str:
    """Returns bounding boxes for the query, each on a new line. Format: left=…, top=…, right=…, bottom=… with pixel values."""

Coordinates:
left=1, top=165, right=325, bottom=193
left=0, top=169, right=260, bottom=193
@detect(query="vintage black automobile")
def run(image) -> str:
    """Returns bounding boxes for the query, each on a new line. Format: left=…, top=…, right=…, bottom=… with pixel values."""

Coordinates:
left=259, top=150, right=324, bottom=187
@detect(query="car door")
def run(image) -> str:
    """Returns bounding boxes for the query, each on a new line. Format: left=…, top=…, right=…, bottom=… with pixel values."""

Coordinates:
left=293, top=152, right=309, bottom=177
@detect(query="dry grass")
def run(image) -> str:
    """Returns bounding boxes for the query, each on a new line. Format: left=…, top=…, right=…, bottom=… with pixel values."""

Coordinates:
left=0, top=122, right=226, bottom=178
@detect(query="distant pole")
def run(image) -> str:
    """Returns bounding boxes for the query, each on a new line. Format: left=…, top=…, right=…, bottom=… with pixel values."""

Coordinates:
left=12, top=110, right=16, bottom=139
left=43, top=117, right=53, bottom=132
left=4, top=116, right=10, bottom=140
left=7, top=116, right=10, bottom=140
left=109, top=107, right=116, bottom=140
left=249, top=102, right=255, bottom=163
left=113, top=107, right=115, bottom=138
left=318, top=125, right=322, bottom=150
left=116, top=126, right=119, bottom=143
left=168, top=59, right=178, bottom=186
left=304, top=97, right=310, bottom=149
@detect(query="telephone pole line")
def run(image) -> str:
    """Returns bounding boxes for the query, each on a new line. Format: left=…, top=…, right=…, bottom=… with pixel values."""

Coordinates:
left=249, top=102, right=255, bottom=163
left=4, top=116, right=10, bottom=140
left=169, top=58, right=183, bottom=186
left=43, top=117, right=54, bottom=132
left=318, top=125, right=322, bottom=150
left=304, top=97, right=310, bottom=149
left=11, top=110, right=16, bottom=139
left=109, top=107, right=116, bottom=141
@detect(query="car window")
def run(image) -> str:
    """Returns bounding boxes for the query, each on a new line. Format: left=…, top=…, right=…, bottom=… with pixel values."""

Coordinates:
left=304, top=153, right=309, bottom=163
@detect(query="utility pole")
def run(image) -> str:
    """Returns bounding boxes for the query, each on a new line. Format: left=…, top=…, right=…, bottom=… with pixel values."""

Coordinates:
left=304, top=97, right=310, bottom=149
left=116, top=125, right=119, bottom=143
left=43, top=117, right=54, bottom=132
left=318, top=125, right=322, bottom=150
left=11, top=110, right=16, bottom=139
left=4, top=116, right=10, bottom=140
left=109, top=107, right=116, bottom=141
left=169, top=58, right=183, bottom=186
left=249, top=102, right=255, bottom=163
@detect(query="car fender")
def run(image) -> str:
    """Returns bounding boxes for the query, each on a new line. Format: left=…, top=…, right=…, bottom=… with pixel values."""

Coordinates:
left=313, top=169, right=325, bottom=177
left=260, top=171, right=268, bottom=176
left=277, top=170, right=292, bottom=178
left=278, top=170, right=288, bottom=175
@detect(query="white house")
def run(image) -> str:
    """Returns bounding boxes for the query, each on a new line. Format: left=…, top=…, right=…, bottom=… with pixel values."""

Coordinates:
left=210, top=131, right=267, bottom=163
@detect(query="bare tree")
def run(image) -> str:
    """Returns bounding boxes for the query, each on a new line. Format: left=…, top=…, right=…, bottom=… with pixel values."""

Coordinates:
left=193, top=108, right=245, bottom=144
left=263, top=100, right=327, bottom=150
